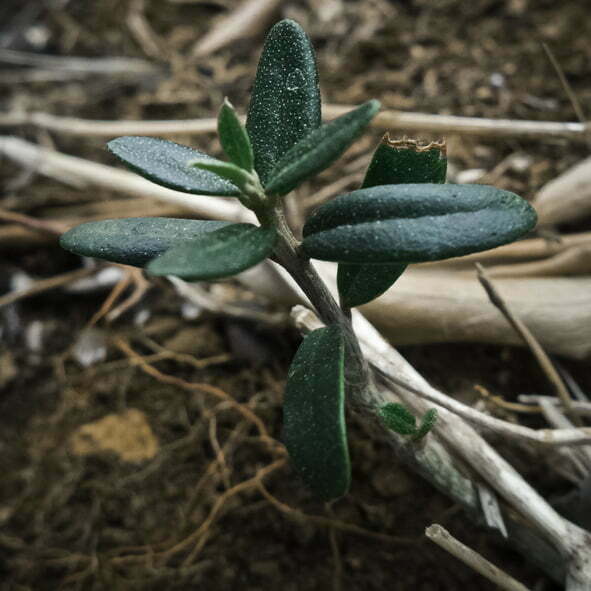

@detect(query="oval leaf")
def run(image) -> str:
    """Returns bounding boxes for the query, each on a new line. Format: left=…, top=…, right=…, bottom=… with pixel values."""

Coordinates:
left=246, top=19, right=321, bottom=184
left=146, top=223, right=277, bottom=280
left=107, top=136, right=239, bottom=196
left=265, top=100, right=380, bottom=196
left=337, top=263, right=406, bottom=309
left=60, top=217, right=230, bottom=266
left=283, top=325, right=350, bottom=501
left=337, top=137, right=447, bottom=307
left=218, top=98, right=254, bottom=171
left=302, top=184, right=537, bottom=263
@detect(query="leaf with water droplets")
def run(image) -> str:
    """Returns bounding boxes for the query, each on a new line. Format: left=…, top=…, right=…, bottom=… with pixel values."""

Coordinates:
left=60, top=217, right=230, bottom=266
left=107, top=136, right=239, bottom=196
left=283, top=325, right=350, bottom=501
left=378, top=403, right=417, bottom=436
left=265, top=100, right=380, bottom=196
left=146, top=223, right=277, bottom=281
left=303, top=184, right=537, bottom=263
left=218, top=98, right=254, bottom=171
left=337, top=138, right=447, bottom=307
left=246, top=19, right=321, bottom=184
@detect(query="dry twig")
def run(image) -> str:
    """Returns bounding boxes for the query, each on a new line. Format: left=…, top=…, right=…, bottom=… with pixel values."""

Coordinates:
left=0, top=266, right=98, bottom=308
left=1, top=107, right=587, bottom=140
left=425, top=524, right=531, bottom=591
left=476, top=263, right=579, bottom=424
left=191, top=0, right=282, bottom=57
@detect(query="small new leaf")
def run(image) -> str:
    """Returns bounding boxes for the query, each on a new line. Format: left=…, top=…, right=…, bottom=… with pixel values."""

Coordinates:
left=413, top=408, right=438, bottom=442
left=107, top=136, right=239, bottom=196
left=218, top=98, right=254, bottom=171
left=378, top=404, right=437, bottom=441
left=378, top=403, right=417, bottom=436
left=283, top=325, right=350, bottom=501
left=303, top=184, right=537, bottom=263
left=265, top=100, right=380, bottom=196
left=59, top=217, right=230, bottom=267
left=146, top=223, right=276, bottom=280
left=189, top=157, right=257, bottom=196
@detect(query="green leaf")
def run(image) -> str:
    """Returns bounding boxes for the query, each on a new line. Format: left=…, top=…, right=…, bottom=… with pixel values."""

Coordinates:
left=362, top=137, right=447, bottom=186
left=146, top=223, right=276, bottom=280
left=107, top=136, right=239, bottom=196
left=378, top=403, right=417, bottom=436
left=218, top=98, right=254, bottom=171
left=59, top=217, right=230, bottom=267
left=283, top=325, right=350, bottom=501
left=265, top=100, right=380, bottom=196
left=302, top=184, right=537, bottom=264
left=337, top=263, right=406, bottom=308
left=413, top=408, right=438, bottom=441
left=246, top=19, right=321, bottom=184
left=337, top=138, right=448, bottom=308
left=189, top=157, right=254, bottom=193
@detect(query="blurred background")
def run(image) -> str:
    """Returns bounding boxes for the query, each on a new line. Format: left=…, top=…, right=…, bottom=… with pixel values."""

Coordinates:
left=1, top=1, right=590, bottom=589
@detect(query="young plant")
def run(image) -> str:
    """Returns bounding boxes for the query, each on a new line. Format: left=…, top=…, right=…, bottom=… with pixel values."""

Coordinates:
left=60, top=19, right=537, bottom=501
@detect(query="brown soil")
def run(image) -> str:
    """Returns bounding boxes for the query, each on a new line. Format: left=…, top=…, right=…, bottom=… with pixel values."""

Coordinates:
left=1, top=0, right=590, bottom=589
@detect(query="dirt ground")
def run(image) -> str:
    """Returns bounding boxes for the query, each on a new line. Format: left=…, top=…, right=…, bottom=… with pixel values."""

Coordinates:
left=1, top=0, right=590, bottom=589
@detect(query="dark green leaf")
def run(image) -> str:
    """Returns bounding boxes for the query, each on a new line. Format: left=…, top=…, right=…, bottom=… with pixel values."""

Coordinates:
left=246, top=19, right=321, bottom=184
left=146, top=223, right=276, bottom=280
left=283, top=325, right=350, bottom=501
left=378, top=403, right=417, bottom=436
left=265, top=100, right=380, bottom=196
left=107, top=136, right=239, bottom=196
left=189, top=157, right=254, bottom=192
left=218, top=98, right=254, bottom=171
left=413, top=408, right=438, bottom=441
left=337, top=263, right=405, bottom=308
left=362, top=138, right=447, bottom=186
left=337, top=138, right=448, bottom=308
left=303, top=184, right=537, bottom=263
left=59, top=217, right=230, bottom=267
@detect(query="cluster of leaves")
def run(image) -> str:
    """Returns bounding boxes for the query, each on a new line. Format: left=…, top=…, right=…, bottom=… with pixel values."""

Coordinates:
left=61, top=19, right=537, bottom=501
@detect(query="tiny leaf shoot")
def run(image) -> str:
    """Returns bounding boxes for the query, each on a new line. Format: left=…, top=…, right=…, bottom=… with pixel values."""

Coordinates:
left=218, top=98, right=254, bottom=171
left=265, top=99, right=381, bottom=196
left=378, top=403, right=438, bottom=441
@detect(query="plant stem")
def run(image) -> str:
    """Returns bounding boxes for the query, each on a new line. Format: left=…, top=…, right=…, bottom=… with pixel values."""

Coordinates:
left=261, top=204, right=371, bottom=392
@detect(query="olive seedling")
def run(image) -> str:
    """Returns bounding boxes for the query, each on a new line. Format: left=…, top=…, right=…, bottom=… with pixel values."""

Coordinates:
left=61, top=19, right=537, bottom=501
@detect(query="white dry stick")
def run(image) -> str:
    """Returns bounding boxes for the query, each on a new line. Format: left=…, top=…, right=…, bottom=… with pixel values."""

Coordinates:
left=534, top=156, right=591, bottom=225
left=324, top=104, right=590, bottom=140
left=191, top=0, right=282, bottom=57
left=0, top=48, right=159, bottom=76
left=346, top=310, right=591, bottom=591
left=1, top=107, right=588, bottom=140
left=425, top=524, right=532, bottom=591
left=3, top=136, right=591, bottom=358
left=292, top=305, right=590, bottom=587
left=0, top=136, right=249, bottom=223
